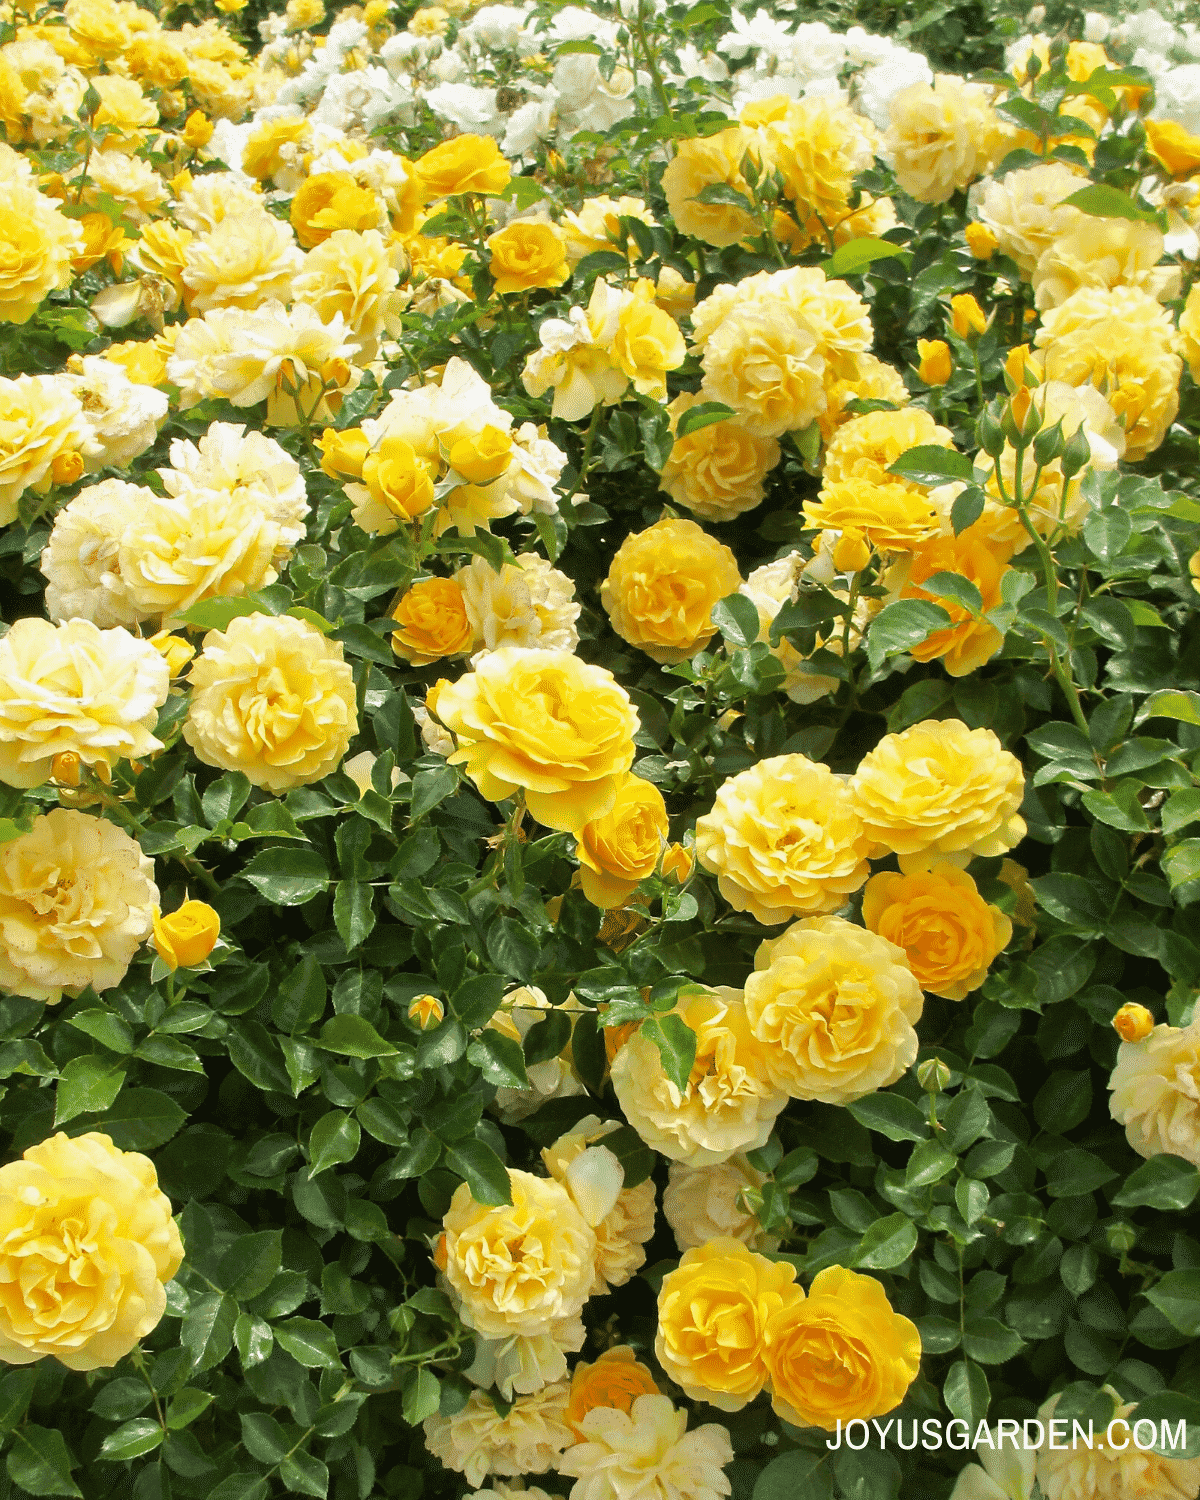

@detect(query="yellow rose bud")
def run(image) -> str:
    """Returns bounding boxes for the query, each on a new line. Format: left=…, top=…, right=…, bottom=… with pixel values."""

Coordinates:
left=390, top=576, right=474, bottom=666
left=486, top=221, right=569, bottom=295
left=321, top=357, right=352, bottom=390
left=153, top=900, right=220, bottom=971
left=360, top=435, right=437, bottom=524
left=832, top=526, right=871, bottom=573
left=215, top=0, right=248, bottom=11
left=317, top=426, right=370, bottom=481
left=916, top=338, right=952, bottom=386
left=950, top=293, right=988, bottom=340
left=446, top=424, right=512, bottom=485
left=50, top=451, right=83, bottom=486
left=182, top=110, right=213, bottom=149
left=363, top=0, right=390, bottom=24
left=50, top=751, right=82, bottom=787
left=567, top=1348, right=660, bottom=1437
left=1113, top=1002, right=1155, bottom=1044
left=576, top=773, right=669, bottom=910
left=415, top=133, right=511, bottom=199
left=147, top=631, right=195, bottom=678
left=1004, top=344, right=1043, bottom=391
left=1145, top=118, right=1200, bottom=179
left=661, top=842, right=693, bottom=883
left=1190, top=548, right=1200, bottom=597
left=408, top=994, right=444, bottom=1029
left=964, top=222, right=998, bottom=259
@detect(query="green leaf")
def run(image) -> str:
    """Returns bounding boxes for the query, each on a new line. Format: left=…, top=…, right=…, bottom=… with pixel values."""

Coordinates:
left=675, top=401, right=737, bottom=439
left=54, top=1054, right=124, bottom=1126
left=0, top=1369, right=39, bottom=1432
left=821, top=236, right=910, bottom=277
left=467, top=1030, right=529, bottom=1090
left=919, top=570, right=982, bottom=616
left=854, top=1213, right=918, bottom=1270
left=753, top=1451, right=834, bottom=1500
left=710, top=592, right=761, bottom=649
left=316, top=1014, right=397, bottom=1058
left=961, top=1318, right=1024, bottom=1365
left=181, top=1293, right=237, bottom=1372
left=486, top=916, right=541, bottom=982
left=176, top=590, right=290, bottom=631
left=951, top=486, right=986, bottom=534
left=847, top=1093, right=928, bottom=1143
left=333, top=879, right=375, bottom=951
left=98, top=1420, right=164, bottom=1462
left=1113, top=1156, right=1200, bottom=1212
left=867, top=599, right=952, bottom=672
left=410, top=764, right=459, bottom=819
left=92, top=1088, right=187, bottom=1150
left=906, top=1139, right=957, bottom=1189
left=241, top=847, right=329, bottom=904
left=1126, top=1392, right=1200, bottom=1458
left=308, top=1110, right=362, bottom=1177
left=202, top=772, right=252, bottom=826
left=279, top=1452, right=328, bottom=1500
left=401, top=1367, right=442, bottom=1426
left=1030, top=873, right=1108, bottom=930
left=444, top=1137, right=512, bottom=1206
left=66, top=1009, right=134, bottom=1054
left=1062, top=182, right=1162, bottom=223
left=1162, top=840, right=1200, bottom=896
left=641, top=1014, right=697, bottom=1095
left=272, top=954, right=328, bottom=1033
left=1138, top=689, right=1200, bottom=727
left=239, top=1413, right=290, bottom=1463
left=943, top=1359, right=990, bottom=1431
left=165, top=1389, right=214, bottom=1431
left=452, top=973, right=507, bottom=1029
left=887, top=445, right=976, bottom=487
left=274, top=1318, right=343, bottom=1369
left=216, top=1230, right=283, bottom=1301
left=7, top=1427, right=82, bottom=1497
left=1145, top=1270, right=1200, bottom=1335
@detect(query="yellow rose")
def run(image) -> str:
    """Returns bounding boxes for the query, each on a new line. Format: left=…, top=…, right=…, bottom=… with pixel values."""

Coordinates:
left=352, top=434, right=437, bottom=534
left=1036, top=1391, right=1200, bottom=1500
left=290, top=172, right=383, bottom=249
left=661, top=842, right=693, bottom=883
left=184, top=613, right=358, bottom=792
left=152, top=899, right=220, bottom=971
left=441, top=1168, right=595, bottom=1338
left=745, top=914, right=923, bottom=1101
left=884, top=75, right=1003, bottom=202
left=1109, top=1020, right=1200, bottom=1167
left=917, top=338, right=952, bottom=385
left=700, top=304, right=826, bottom=439
left=285, top=0, right=325, bottom=28
left=661, top=128, right=760, bottom=248
left=541, top=1116, right=656, bottom=1293
left=70, top=212, right=127, bottom=275
left=313, top=428, right=367, bottom=485
left=611, top=281, right=686, bottom=403
left=576, top=772, right=668, bottom=909
left=447, top=424, right=512, bottom=485
left=764, top=1266, right=921, bottom=1429
left=1145, top=118, right=1200, bottom=178
left=861, top=864, right=1012, bottom=1000
left=487, top=221, right=568, bottom=295
left=804, top=476, right=946, bottom=553
left=663, top=1156, right=774, bottom=1253
left=850, top=718, right=1026, bottom=871
left=0, top=373, right=90, bottom=523
left=950, top=292, right=988, bottom=339
left=755, top=95, right=877, bottom=249
left=415, top=133, right=510, bottom=199
left=0, top=618, right=167, bottom=789
left=90, top=74, right=158, bottom=151
left=148, top=630, right=196, bottom=678
left=408, top=993, right=444, bottom=1030
left=0, top=1131, right=182, bottom=1371
left=423, top=1383, right=573, bottom=1488
left=560, top=1394, right=733, bottom=1500
left=964, top=222, right=998, bottom=259
left=0, top=184, right=81, bottom=324
left=601, top=518, right=741, bottom=664
left=655, top=1238, right=803, bottom=1411
left=568, top=1348, right=660, bottom=1436
left=390, top=575, right=473, bottom=666
left=126, top=34, right=191, bottom=88
left=894, top=530, right=1009, bottom=677
left=695, top=754, right=871, bottom=925
left=0, top=810, right=157, bottom=1003
left=1178, top=284, right=1200, bottom=385
left=181, top=213, right=304, bottom=315
left=823, top=407, right=954, bottom=490
left=435, top=646, right=638, bottom=833
left=64, top=0, right=129, bottom=58
left=1112, top=1002, right=1155, bottom=1044
left=609, top=987, right=786, bottom=1166
left=243, top=117, right=310, bottom=182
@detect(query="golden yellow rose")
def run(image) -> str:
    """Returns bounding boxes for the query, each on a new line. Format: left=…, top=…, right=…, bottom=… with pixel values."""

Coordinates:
left=861, top=864, right=1011, bottom=1001
left=917, top=338, right=952, bottom=385
left=699, top=303, right=826, bottom=439
left=576, top=772, right=668, bottom=909
left=152, top=899, right=221, bottom=971
left=965, top=222, right=998, bottom=259
left=695, top=754, right=871, bottom=925
left=415, top=133, right=511, bottom=199
left=184, top=613, right=358, bottom=792
left=1179, top=285, right=1200, bottom=385
left=435, top=646, right=637, bottom=833
left=0, top=1131, right=182, bottom=1371
left=745, top=914, right=923, bottom=1101
left=1145, top=118, right=1200, bottom=178
left=567, top=1347, right=660, bottom=1436
left=317, top=425, right=370, bottom=481
left=0, top=184, right=81, bottom=325
left=764, top=1265, right=921, bottom=1429
left=0, top=810, right=157, bottom=1003
left=1109, top=1020, right=1200, bottom=1167
left=390, top=576, right=474, bottom=666
left=290, top=172, right=383, bottom=249
left=656, top=1238, right=803, bottom=1411
left=487, top=221, right=568, bottom=295
left=850, top=718, right=1026, bottom=871
left=70, top=212, right=128, bottom=275
left=243, top=117, right=309, bottom=182
left=352, top=434, right=437, bottom=534
left=661, top=128, right=760, bottom=248
left=896, top=530, right=1008, bottom=677
left=660, top=395, right=781, bottom=524
left=447, top=425, right=511, bottom=485
left=103, top=339, right=171, bottom=388
left=441, top=1168, right=595, bottom=1338
left=804, top=475, right=946, bottom=553
left=601, top=518, right=741, bottom=664
left=823, top=407, right=955, bottom=490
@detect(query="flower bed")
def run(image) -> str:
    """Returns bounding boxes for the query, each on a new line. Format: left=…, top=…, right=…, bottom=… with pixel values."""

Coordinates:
left=0, top=1, right=1198, bottom=1499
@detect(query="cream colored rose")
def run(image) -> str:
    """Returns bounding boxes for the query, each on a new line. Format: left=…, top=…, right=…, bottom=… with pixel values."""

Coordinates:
left=695, top=754, right=871, bottom=925
left=486, top=986, right=588, bottom=1124
left=542, top=1116, right=656, bottom=1293
left=441, top=1169, right=596, bottom=1338
left=58, top=355, right=168, bottom=471
left=1036, top=1391, right=1200, bottom=1500
left=456, top=554, right=580, bottom=659
left=610, top=988, right=786, bottom=1166
left=559, top=1394, right=734, bottom=1500
left=40, top=479, right=152, bottom=628
left=601, top=518, right=742, bottom=665
left=184, top=613, right=357, bottom=792
left=744, top=914, right=923, bottom=1102
left=0, top=1130, right=182, bottom=1370
left=293, top=228, right=407, bottom=361
left=423, top=1382, right=573, bottom=1488
left=969, top=162, right=1086, bottom=276
left=560, top=194, right=657, bottom=268
left=462, top=1316, right=586, bottom=1402
left=160, top=422, right=308, bottom=541
left=0, top=617, right=167, bottom=788
left=885, top=75, right=1003, bottom=203
left=1109, top=1021, right=1200, bottom=1166
left=660, top=392, right=781, bottom=524
left=182, top=210, right=305, bottom=314
left=663, top=1156, right=775, bottom=1253
left=0, top=374, right=92, bottom=524
left=0, top=810, right=157, bottom=1003
left=1031, top=216, right=1179, bottom=311
left=0, top=182, right=81, bottom=324
left=850, top=718, right=1026, bottom=872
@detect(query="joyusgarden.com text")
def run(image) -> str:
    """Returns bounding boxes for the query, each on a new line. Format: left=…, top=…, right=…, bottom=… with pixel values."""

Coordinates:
left=825, top=1417, right=1193, bottom=1452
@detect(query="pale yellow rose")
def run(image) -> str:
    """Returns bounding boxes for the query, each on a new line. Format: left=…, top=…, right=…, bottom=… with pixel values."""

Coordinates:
left=850, top=718, right=1026, bottom=871
left=434, top=647, right=638, bottom=834
left=885, top=74, right=1003, bottom=203
left=0, top=810, right=157, bottom=1003
left=0, top=373, right=91, bottom=523
left=184, top=613, right=357, bottom=792
left=661, top=128, right=760, bottom=248
left=745, top=914, right=923, bottom=1102
left=663, top=1156, right=775, bottom=1253
left=441, top=1169, right=595, bottom=1338
left=559, top=1394, right=734, bottom=1500
left=610, top=279, right=686, bottom=403
left=1036, top=1391, right=1200, bottom=1500
left=610, top=987, right=786, bottom=1166
left=1031, top=217, right=1178, bottom=311
left=0, top=182, right=81, bottom=323
left=576, top=773, right=668, bottom=910
left=423, top=1382, right=573, bottom=1489
left=699, top=303, right=827, bottom=439
left=754, top=94, right=877, bottom=248
left=1109, top=1021, right=1200, bottom=1167
left=0, top=1131, right=182, bottom=1370
left=695, top=754, right=871, bottom=925
left=0, top=617, right=167, bottom=789
left=970, top=162, right=1086, bottom=277
left=293, top=228, right=406, bottom=361
left=764, top=1265, right=921, bottom=1429
left=559, top=195, right=657, bottom=268
left=541, top=1116, right=656, bottom=1293
left=656, top=1238, right=801, bottom=1411
left=456, top=554, right=580, bottom=658
left=823, top=407, right=954, bottom=489
left=1180, top=284, right=1200, bottom=384
left=181, top=211, right=305, bottom=314
left=660, top=392, right=781, bottom=524
left=90, top=73, right=158, bottom=150
left=862, top=864, right=1012, bottom=1000
left=601, top=518, right=741, bottom=665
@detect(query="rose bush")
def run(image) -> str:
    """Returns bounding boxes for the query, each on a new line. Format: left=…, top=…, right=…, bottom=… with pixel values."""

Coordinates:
left=0, top=1, right=1197, bottom=1500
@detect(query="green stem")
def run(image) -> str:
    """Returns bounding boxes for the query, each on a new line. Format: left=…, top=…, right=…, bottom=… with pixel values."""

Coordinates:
left=562, top=402, right=602, bottom=505
left=632, top=0, right=673, bottom=121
